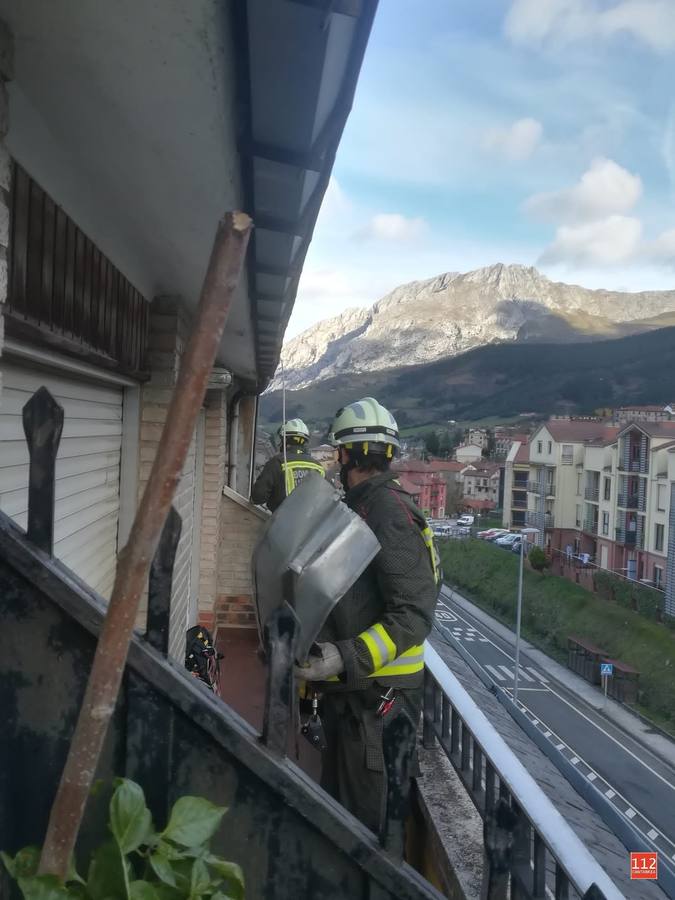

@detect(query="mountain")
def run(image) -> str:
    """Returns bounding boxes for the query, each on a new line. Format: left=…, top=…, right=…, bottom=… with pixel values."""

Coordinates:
left=271, top=264, right=675, bottom=391
left=259, top=326, right=675, bottom=429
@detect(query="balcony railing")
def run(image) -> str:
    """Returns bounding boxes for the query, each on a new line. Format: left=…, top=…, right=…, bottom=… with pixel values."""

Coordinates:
left=617, top=493, right=643, bottom=511
left=528, top=482, right=556, bottom=496
left=617, top=460, right=647, bottom=474
left=615, top=528, right=638, bottom=547
left=423, top=645, right=621, bottom=900
left=584, top=487, right=599, bottom=502
left=526, top=511, right=553, bottom=528
left=513, top=499, right=528, bottom=510
left=583, top=520, right=598, bottom=535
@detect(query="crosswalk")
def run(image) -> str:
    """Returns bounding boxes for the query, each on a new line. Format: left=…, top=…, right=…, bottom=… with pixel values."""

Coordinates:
left=485, top=663, right=547, bottom=684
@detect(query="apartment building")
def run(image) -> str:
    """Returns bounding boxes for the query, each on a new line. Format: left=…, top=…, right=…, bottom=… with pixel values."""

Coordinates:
left=504, top=418, right=675, bottom=614
left=463, top=464, right=500, bottom=506
left=612, top=405, right=674, bottom=425
left=502, top=440, right=529, bottom=529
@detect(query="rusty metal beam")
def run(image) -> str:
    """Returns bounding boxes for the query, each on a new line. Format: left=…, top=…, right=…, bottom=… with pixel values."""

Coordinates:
left=38, top=212, right=252, bottom=879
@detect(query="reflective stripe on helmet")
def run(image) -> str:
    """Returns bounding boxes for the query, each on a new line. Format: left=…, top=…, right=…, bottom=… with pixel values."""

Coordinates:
left=281, top=459, right=326, bottom=496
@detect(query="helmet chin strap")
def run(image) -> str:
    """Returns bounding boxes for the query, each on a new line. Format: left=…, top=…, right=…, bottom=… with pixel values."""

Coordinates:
left=339, top=458, right=358, bottom=492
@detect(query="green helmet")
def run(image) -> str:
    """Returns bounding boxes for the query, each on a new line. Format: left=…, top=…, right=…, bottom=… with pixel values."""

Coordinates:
left=277, top=418, right=309, bottom=445
left=330, top=398, right=400, bottom=457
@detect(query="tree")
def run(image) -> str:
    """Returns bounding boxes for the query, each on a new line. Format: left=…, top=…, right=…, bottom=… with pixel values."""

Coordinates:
left=482, top=428, right=497, bottom=459
left=424, top=430, right=440, bottom=456
left=528, top=545, right=550, bottom=572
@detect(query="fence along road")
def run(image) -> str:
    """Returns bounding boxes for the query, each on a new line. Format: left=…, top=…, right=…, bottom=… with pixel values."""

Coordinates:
left=433, top=586, right=675, bottom=871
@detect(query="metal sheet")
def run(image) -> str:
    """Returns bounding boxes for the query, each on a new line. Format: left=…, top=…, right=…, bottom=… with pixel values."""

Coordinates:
left=253, top=475, right=380, bottom=662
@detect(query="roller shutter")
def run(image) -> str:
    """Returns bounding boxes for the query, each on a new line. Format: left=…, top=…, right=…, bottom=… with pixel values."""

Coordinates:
left=0, top=360, right=123, bottom=598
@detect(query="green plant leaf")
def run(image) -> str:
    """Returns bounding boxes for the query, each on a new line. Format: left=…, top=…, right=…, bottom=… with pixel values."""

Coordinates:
left=3, top=846, right=41, bottom=879
left=87, top=841, right=129, bottom=900
left=110, top=780, right=154, bottom=854
left=0, top=851, right=15, bottom=878
left=65, top=855, right=85, bottom=886
left=207, top=858, right=244, bottom=900
left=15, top=875, right=70, bottom=900
left=129, top=881, right=160, bottom=900
left=148, top=851, right=176, bottom=887
left=162, top=797, right=227, bottom=848
left=189, top=858, right=210, bottom=898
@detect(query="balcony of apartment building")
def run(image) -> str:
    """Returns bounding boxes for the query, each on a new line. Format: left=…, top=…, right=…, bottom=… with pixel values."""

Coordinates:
left=616, top=476, right=645, bottom=512
left=617, top=434, right=649, bottom=475
left=615, top=512, right=644, bottom=549
left=526, top=510, right=554, bottom=529
left=583, top=517, right=599, bottom=536
left=528, top=479, right=556, bottom=497
left=512, top=490, right=528, bottom=510
left=584, top=473, right=600, bottom=503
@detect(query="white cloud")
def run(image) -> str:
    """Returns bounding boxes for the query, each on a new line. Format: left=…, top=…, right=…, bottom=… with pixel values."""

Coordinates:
left=356, top=213, right=428, bottom=242
left=539, top=215, right=643, bottom=266
left=506, top=0, right=675, bottom=51
left=524, top=158, right=642, bottom=224
left=644, top=228, right=675, bottom=265
left=483, top=118, right=543, bottom=161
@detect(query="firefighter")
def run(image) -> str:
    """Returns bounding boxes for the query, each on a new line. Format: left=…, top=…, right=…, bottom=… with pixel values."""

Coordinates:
left=251, top=418, right=325, bottom=512
left=294, top=398, right=440, bottom=835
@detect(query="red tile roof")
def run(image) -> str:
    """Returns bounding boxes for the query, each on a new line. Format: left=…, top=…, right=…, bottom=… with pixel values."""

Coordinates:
left=397, top=475, right=421, bottom=496
left=427, top=459, right=465, bottom=472
left=464, top=499, right=496, bottom=511
left=543, top=420, right=616, bottom=442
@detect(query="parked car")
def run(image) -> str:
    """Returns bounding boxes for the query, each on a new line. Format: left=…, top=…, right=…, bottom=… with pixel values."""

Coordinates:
left=477, top=528, right=507, bottom=540
left=511, top=540, right=523, bottom=554
left=456, top=515, right=475, bottom=527
left=487, top=530, right=511, bottom=542
left=495, top=533, right=521, bottom=548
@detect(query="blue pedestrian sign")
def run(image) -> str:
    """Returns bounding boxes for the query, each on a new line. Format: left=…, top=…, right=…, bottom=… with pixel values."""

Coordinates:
left=600, top=663, right=613, bottom=677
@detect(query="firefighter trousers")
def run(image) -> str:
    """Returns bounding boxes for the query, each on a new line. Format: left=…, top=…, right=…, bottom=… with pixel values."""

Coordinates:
left=319, top=683, right=422, bottom=836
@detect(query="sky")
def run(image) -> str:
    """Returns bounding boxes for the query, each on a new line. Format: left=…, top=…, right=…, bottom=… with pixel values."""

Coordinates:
left=284, top=0, right=675, bottom=340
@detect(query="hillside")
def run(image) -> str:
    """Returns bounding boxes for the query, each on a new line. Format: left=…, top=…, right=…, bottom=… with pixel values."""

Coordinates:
left=260, top=326, right=675, bottom=430
left=271, top=264, right=675, bottom=391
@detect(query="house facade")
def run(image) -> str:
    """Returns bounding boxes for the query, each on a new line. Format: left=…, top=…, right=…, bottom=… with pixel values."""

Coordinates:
left=503, top=418, right=675, bottom=616
left=0, top=1, right=376, bottom=658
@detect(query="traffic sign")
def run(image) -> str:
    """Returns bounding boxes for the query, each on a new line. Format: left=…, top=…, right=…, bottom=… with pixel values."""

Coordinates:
left=600, top=663, right=613, bottom=677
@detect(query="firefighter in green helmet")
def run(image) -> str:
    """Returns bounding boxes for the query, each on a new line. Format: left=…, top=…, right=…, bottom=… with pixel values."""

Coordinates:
left=294, top=397, right=440, bottom=837
left=251, top=418, right=325, bottom=512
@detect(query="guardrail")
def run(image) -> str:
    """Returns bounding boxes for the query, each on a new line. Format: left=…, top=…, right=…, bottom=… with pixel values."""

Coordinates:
left=423, top=643, right=623, bottom=900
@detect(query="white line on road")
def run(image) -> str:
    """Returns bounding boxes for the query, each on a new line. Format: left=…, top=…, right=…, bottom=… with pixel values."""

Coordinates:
left=526, top=666, right=548, bottom=683
left=570, top=756, right=580, bottom=765
left=648, top=829, right=659, bottom=840
left=626, top=808, right=636, bottom=819
left=606, top=789, right=616, bottom=799
left=587, top=772, right=597, bottom=782
left=439, top=590, right=675, bottom=795
left=486, top=665, right=506, bottom=681
left=498, top=665, right=514, bottom=680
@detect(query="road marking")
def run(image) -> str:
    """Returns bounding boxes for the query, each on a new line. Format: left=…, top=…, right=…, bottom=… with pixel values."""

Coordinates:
left=648, top=829, right=659, bottom=840
left=556, top=742, right=566, bottom=750
left=498, top=665, right=514, bottom=680
left=605, top=789, right=616, bottom=799
left=479, top=637, right=489, bottom=642
left=526, top=666, right=548, bottom=683
left=486, top=665, right=506, bottom=681
left=518, top=668, right=535, bottom=683
left=626, top=808, right=636, bottom=819
left=440, top=590, right=675, bottom=796
left=543, top=730, right=552, bottom=737
left=465, top=636, right=475, bottom=642
left=570, top=756, right=580, bottom=765
left=587, top=772, right=597, bottom=782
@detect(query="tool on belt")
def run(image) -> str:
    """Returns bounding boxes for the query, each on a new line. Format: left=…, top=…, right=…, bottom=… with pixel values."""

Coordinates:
left=376, top=687, right=396, bottom=717
left=301, top=692, right=327, bottom=751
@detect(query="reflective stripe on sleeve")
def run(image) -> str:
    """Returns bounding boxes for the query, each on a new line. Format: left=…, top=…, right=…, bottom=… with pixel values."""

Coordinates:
left=368, top=643, right=424, bottom=678
left=359, top=622, right=397, bottom=670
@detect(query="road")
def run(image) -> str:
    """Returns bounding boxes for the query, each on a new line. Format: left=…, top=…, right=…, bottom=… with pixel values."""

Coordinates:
left=432, top=585, right=675, bottom=867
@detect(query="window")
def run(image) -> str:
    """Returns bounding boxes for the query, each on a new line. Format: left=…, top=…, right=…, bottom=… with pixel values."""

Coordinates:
left=601, top=512, right=609, bottom=536
left=576, top=473, right=582, bottom=496
left=537, top=441, right=543, bottom=453
left=655, top=523, right=665, bottom=552
left=654, top=566, right=664, bottom=589
left=547, top=441, right=552, bottom=454
left=631, top=443, right=640, bottom=460
left=658, top=484, right=667, bottom=512
left=604, top=477, right=611, bottom=501
left=562, top=444, right=574, bottom=464
left=575, top=504, right=582, bottom=528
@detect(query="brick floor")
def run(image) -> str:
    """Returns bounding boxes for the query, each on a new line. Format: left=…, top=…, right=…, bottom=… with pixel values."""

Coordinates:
left=216, top=627, right=321, bottom=780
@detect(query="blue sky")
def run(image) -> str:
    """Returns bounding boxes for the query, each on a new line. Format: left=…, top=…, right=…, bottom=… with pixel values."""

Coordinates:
left=285, top=0, right=675, bottom=338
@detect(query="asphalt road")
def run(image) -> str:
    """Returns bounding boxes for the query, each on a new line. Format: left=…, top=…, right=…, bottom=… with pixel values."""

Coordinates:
left=432, top=585, right=675, bottom=867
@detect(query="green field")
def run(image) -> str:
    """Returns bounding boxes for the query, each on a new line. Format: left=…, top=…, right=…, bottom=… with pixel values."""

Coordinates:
left=439, top=538, right=675, bottom=735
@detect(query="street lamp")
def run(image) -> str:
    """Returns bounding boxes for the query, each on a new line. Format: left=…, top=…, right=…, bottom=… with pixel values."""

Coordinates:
left=513, top=527, right=539, bottom=706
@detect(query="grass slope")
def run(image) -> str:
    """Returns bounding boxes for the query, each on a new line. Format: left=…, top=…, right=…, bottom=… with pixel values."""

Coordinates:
left=439, top=538, right=675, bottom=734
left=261, top=326, right=675, bottom=430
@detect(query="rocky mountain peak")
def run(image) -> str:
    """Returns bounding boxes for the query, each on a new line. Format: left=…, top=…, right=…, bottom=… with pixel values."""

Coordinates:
left=268, top=264, right=675, bottom=392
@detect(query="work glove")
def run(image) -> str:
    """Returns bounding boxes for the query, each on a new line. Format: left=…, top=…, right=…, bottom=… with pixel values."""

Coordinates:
left=294, top=642, right=344, bottom=682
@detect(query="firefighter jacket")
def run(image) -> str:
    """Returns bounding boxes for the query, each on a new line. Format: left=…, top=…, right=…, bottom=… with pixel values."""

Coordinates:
left=318, top=471, right=440, bottom=691
left=251, top=448, right=325, bottom=512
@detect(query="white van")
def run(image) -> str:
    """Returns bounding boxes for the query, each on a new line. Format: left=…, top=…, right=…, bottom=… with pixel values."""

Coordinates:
left=456, top=515, right=475, bottom=527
